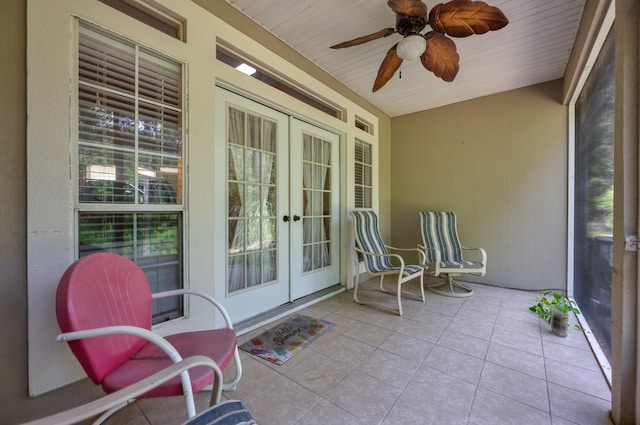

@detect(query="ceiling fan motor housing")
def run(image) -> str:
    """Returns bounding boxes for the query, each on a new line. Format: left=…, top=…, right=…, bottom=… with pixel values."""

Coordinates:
left=396, top=14, right=427, bottom=36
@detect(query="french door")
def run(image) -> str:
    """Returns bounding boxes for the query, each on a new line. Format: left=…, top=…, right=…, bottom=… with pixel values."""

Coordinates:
left=290, top=118, right=341, bottom=299
left=215, top=88, right=340, bottom=323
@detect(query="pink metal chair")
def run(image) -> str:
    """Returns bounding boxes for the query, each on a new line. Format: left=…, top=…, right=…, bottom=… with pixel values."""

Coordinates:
left=55, top=252, right=242, bottom=423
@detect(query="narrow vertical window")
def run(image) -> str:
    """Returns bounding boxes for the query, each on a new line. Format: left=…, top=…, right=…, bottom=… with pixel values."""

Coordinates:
left=354, top=139, right=372, bottom=208
left=77, top=23, right=184, bottom=323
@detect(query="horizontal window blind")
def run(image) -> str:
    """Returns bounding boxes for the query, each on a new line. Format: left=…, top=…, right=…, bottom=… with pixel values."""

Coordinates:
left=78, top=24, right=182, bottom=206
left=354, top=139, right=372, bottom=208
left=77, top=23, right=184, bottom=323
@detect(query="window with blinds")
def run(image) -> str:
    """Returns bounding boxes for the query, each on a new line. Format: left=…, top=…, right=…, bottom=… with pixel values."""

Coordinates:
left=77, top=23, right=184, bottom=323
left=354, top=139, right=372, bottom=208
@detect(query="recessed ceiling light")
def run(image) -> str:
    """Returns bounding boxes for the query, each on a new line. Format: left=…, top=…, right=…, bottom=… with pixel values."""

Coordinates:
left=235, top=63, right=256, bottom=76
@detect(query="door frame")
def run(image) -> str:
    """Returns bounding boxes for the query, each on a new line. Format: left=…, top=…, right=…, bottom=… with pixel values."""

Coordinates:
left=214, top=85, right=347, bottom=324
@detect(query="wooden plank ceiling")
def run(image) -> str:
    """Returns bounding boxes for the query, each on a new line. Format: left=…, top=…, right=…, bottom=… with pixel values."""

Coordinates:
left=224, top=0, right=586, bottom=117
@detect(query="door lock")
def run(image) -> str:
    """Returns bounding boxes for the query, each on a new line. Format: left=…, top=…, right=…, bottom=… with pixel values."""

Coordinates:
left=283, top=215, right=291, bottom=222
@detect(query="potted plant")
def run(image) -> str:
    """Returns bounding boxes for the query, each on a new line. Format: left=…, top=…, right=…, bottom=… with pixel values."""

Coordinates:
left=529, top=291, right=581, bottom=337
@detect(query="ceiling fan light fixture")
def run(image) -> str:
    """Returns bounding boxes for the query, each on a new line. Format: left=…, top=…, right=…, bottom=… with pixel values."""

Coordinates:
left=396, top=34, right=426, bottom=60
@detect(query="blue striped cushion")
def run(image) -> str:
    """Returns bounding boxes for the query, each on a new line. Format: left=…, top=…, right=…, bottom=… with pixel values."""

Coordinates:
left=420, top=212, right=465, bottom=264
left=182, top=400, right=257, bottom=425
left=351, top=210, right=394, bottom=273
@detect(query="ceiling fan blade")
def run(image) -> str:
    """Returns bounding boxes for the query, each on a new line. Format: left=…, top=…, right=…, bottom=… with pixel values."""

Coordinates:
left=330, top=28, right=396, bottom=49
left=387, top=0, right=428, bottom=18
left=429, top=0, right=509, bottom=38
left=420, top=32, right=459, bottom=82
left=373, top=43, right=403, bottom=92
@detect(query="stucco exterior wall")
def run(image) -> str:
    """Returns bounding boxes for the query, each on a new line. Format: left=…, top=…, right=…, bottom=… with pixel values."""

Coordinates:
left=390, top=80, right=569, bottom=290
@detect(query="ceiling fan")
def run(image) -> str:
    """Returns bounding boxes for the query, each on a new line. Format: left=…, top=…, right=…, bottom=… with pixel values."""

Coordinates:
left=330, top=0, right=509, bottom=92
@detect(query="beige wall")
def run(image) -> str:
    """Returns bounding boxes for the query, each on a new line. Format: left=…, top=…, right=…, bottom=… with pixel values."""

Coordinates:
left=390, top=80, right=569, bottom=290
left=1, top=3, right=106, bottom=424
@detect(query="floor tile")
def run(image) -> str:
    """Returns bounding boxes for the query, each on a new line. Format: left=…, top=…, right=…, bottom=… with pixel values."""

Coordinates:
left=406, top=365, right=477, bottom=412
left=485, top=342, right=545, bottom=378
left=424, top=345, right=485, bottom=384
left=397, top=317, right=448, bottom=343
left=378, top=331, right=434, bottom=362
left=543, top=339, right=601, bottom=371
left=296, top=398, right=365, bottom=425
left=545, top=358, right=611, bottom=401
left=468, top=388, right=551, bottom=425
left=104, top=283, right=612, bottom=425
left=447, top=315, right=495, bottom=341
left=436, top=328, right=490, bottom=359
left=325, top=370, right=402, bottom=425
left=479, top=362, right=549, bottom=411
left=381, top=390, right=469, bottom=425
left=342, top=320, right=395, bottom=347
left=422, top=297, right=463, bottom=316
left=356, top=348, right=421, bottom=389
left=548, top=383, right=612, bottom=425
left=491, top=325, right=543, bottom=356
left=284, top=350, right=354, bottom=396
left=242, top=373, right=319, bottom=425
left=307, top=331, right=375, bottom=368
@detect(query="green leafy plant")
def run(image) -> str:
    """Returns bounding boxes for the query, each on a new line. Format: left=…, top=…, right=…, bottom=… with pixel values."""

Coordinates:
left=529, top=291, right=581, bottom=330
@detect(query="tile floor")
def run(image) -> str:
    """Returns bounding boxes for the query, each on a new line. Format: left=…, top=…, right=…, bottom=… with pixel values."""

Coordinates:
left=105, top=279, right=613, bottom=425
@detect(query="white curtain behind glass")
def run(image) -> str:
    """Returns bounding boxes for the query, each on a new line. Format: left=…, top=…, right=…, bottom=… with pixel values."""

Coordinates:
left=302, top=134, right=331, bottom=272
left=227, top=108, right=277, bottom=293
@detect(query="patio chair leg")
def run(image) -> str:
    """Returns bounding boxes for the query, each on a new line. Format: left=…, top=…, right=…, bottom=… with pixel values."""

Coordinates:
left=396, top=278, right=403, bottom=316
left=428, top=274, right=474, bottom=298
left=353, top=263, right=363, bottom=306
left=379, top=275, right=389, bottom=293
left=221, top=347, right=243, bottom=392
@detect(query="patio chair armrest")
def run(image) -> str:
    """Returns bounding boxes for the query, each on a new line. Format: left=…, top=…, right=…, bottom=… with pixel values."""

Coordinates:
left=354, top=246, right=407, bottom=267
left=460, top=246, right=487, bottom=263
left=20, top=356, right=223, bottom=425
left=152, top=289, right=234, bottom=329
left=57, top=325, right=183, bottom=363
left=417, top=244, right=442, bottom=264
left=386, top=245, right=426, bottom=264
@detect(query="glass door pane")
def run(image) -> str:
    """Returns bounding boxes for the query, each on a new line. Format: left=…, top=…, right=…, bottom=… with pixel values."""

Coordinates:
left=227, top=107, right=278, bottom=293
left=302, top=134, right=332, bottom=273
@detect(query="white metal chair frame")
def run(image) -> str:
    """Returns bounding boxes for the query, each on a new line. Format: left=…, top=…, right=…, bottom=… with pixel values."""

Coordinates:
left=21, top=355, right=223, bottom=425
left=57, top=272, right=243, bottom=425
left=151, top=288, right=243, bottom=393
left=67, top=289, right=242, bottom=423
left=418, top=211, right=487, bottom=298
left=350, top=210, right=426, bottom=316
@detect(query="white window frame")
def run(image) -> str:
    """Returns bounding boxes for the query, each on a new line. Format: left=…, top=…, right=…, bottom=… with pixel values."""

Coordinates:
left=26, top=0, right=222, bottom=397
left=75, top=22, right=186, bottom=323
left=354, top=138, right=373, bottom=209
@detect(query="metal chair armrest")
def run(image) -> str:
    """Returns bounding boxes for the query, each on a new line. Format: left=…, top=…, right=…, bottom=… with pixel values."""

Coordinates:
left=152, top=289, right=234, bottom=329
left=20, top=356, right=222, bottom=425
left=57, top=326, right=182, bottom=363
left=386, top=245, right=426, bottom=264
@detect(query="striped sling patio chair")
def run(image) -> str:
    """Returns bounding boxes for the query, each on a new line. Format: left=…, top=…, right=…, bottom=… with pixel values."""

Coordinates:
left=350, top=210, right=426, bottom=316
left=418, top=211, right=487, bottom=298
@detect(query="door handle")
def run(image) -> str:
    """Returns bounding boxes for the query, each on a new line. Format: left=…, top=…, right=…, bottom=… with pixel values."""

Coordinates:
left=293, top=215, right=301, bottom=222
left=283, top=215, right=291, bottom=222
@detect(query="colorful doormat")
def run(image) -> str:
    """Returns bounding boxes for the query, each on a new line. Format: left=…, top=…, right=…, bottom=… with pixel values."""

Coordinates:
left=239, top=314, right=335, bottom=365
